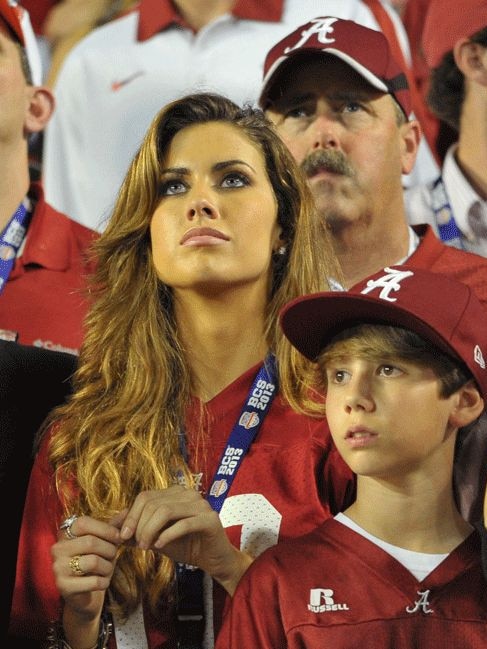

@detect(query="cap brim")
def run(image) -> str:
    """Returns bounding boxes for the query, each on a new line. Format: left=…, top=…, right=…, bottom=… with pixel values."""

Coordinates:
left=280, top=291, right=463, bottom=364
left=260, top=47, right=388, bottom=108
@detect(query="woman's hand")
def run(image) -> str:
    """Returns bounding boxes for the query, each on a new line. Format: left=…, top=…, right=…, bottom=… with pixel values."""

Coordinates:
left=51, top=514, right=123, bottom=647
left=120, top=485, right=254, bottom=594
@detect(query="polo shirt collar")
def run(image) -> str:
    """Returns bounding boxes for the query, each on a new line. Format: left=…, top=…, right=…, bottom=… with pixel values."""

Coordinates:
left=13, top=183, right=70, bottom=274
left=138, top=0, right=283, bottom=41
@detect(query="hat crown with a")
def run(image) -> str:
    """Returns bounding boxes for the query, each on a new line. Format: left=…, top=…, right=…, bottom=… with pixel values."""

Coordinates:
left=260, top=16, right=411, bottom=118
left=423, top=0, right=487, bottom=69
left=280, top=266, right=487, bottom=399
left=0, top=0, right=42, bottom=85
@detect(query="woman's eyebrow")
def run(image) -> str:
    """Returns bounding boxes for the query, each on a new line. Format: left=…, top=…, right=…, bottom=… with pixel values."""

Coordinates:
left=160, top=166, right=189, bottom=176
left=212, top=159, right=256, bottom=173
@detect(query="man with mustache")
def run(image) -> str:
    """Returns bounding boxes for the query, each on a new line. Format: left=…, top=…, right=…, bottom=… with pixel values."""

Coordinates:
left=259, top=17, right=487, bottom=523
left=260, top=16, right=487, bottom=294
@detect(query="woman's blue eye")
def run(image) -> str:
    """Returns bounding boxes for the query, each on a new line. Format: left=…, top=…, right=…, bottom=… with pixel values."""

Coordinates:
left=159, top=180, right=187, bottom=196
left=221, top=173, right=249, bottom=188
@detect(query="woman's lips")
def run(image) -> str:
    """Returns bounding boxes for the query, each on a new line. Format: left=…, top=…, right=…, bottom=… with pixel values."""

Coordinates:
left=180, top=227, right=230, bottom=246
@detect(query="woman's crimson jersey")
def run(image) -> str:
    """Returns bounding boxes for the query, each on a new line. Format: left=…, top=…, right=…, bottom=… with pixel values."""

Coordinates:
left=10, top=362, right=355, bottom=646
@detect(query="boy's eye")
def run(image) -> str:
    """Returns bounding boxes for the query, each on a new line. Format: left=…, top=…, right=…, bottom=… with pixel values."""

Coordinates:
left=378, top=365, right=402, bottom=378
left=221, top=172, right=249, bottom=188
left=327, top=369, right=351, bottom=385
left=159, top=179, right=187, bottom=196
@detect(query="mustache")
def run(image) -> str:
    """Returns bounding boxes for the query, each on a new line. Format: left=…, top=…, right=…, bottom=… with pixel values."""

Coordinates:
left=300, top=149, right=354, bottom=178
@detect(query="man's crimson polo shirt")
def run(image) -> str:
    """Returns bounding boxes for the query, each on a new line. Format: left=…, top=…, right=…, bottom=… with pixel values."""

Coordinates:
left=0, top=183, right=97, bottom=353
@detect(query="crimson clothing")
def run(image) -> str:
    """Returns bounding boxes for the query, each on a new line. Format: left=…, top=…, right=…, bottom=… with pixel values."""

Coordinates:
left=217, top=519, right=487, bottom=648
left=10, top=362, right=354, bottom=645
left=409, top=224, right=487, bottom=308
left=0, top=184, right=97, bottom=353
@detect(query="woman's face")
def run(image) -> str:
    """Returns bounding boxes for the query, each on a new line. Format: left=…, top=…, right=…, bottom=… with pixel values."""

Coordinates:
left=150, top=121, right=282, bottom=296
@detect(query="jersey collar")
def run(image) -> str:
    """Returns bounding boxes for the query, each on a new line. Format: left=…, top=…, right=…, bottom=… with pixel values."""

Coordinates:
left=137, top=0, right=283, bottom=42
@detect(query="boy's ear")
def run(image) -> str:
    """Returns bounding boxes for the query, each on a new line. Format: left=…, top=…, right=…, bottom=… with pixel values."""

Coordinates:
left=449, top=380, right=485, bottom=429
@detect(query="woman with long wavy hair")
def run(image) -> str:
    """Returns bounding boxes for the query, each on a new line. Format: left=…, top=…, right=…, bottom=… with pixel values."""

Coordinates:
left=10, top=93, right=354, bottom=649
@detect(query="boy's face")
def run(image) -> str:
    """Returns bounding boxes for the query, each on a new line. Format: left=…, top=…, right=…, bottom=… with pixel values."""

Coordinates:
left=321, top=354, right=462, bottom=479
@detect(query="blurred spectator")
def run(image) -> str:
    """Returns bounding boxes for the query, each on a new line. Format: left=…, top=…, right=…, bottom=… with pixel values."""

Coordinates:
left=42, top=0, right=431, bottom=233
left=401, top=0, right=457, bottom=164
left=42, top=0, right=137, bottom=87
left=405, top=0, right=487, bottom=258
left=0, top=0, right=97, bottom=353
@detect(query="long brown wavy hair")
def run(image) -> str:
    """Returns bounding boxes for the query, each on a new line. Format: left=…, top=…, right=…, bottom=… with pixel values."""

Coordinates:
left=46, top=93, right=341, bottom=619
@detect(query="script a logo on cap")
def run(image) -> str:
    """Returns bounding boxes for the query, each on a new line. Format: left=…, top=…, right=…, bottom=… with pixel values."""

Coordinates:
left=361, top=267, right=414, bottom=302
left=475, top=345, right=486, bottom=370
left=284, top=17, right=338, bottom=55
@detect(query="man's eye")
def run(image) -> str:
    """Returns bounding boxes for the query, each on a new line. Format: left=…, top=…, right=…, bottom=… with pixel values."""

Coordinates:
left=285, top=106, right=311, bottom=119
left=342, top=101, right=364, bottom=114
left=221, top=172, right=249, bottom=188
left=159, top=180, right=187, bottom=196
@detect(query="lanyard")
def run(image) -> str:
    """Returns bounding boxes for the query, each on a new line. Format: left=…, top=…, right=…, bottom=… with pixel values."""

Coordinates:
left=0, top=201, right=30, bottom=295
left=431, top=177, right=465, bottom=249
left=176, top=354, right=278, bottom=649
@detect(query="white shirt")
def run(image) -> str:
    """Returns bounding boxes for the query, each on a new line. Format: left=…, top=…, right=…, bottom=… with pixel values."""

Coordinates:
left=405, top=144, right=487, bottom=258
left=43, top=0, right=424, bottom=232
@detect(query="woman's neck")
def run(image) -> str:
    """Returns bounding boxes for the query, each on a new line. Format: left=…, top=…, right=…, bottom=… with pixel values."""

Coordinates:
left=175, top=286, right=269, bottom=401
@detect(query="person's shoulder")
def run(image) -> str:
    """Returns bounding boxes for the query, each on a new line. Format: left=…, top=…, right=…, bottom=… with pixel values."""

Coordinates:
left=412, top=225, right=487, bottom=304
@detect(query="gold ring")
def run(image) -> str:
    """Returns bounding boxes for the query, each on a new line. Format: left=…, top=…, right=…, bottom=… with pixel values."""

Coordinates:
left=60, top=514, right=78, bottom=540
left=69, top=555, right=85, bottom=576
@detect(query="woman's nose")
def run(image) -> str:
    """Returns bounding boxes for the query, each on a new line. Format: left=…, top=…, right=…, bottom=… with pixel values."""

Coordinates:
left=187, top=198, right=219, bottom=220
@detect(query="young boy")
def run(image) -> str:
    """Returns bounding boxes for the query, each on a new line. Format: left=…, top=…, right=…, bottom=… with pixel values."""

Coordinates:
left=215, top=265, right=487, bottom=648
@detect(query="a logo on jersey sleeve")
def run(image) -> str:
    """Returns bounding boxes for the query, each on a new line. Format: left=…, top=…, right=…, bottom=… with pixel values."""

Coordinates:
left=308, top=588, right=350, bottom=613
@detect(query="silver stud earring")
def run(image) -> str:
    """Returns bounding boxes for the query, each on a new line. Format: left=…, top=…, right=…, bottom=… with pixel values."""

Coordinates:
left=277, top=246, right=286, bottom=256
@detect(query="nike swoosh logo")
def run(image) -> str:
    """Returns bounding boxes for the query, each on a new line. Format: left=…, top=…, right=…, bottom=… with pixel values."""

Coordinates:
left=111, top=70, right=145, bottom=92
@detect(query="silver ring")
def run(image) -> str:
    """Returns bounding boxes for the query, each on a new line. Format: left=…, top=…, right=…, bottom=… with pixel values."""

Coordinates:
left=59, top=514, right=79, bottom=540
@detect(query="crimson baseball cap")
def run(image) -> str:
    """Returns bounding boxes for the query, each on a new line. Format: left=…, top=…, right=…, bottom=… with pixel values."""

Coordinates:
left=0, top=0, right=42, bottom=84
left=280, top=266, right=487, bottom=399
left=422, top=0, right=487, bottom=68
left=259, top=16, right=411, bottom=119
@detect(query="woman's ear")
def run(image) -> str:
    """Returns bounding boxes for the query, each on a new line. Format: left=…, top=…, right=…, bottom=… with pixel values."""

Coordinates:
left=449, top=380, right=485, bottom=429
left=24, top=86, right=55, bottom=135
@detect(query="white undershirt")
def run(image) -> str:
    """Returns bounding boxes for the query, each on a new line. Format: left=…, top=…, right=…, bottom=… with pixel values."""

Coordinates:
left=335, top=512, right=448, bottom=581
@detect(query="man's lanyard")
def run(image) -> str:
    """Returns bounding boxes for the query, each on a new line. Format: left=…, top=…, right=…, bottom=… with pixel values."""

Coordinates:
left=176, top=354, right=278, bottom=649
left=431, top=177, right=465, bottom=249
left=0, top=200, right=31, bottom=295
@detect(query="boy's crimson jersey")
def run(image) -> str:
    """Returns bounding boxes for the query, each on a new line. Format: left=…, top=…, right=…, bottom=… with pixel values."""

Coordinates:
left=10, top=362, right=354, bottom=646
left=217, top=519, right=487, bottom=649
